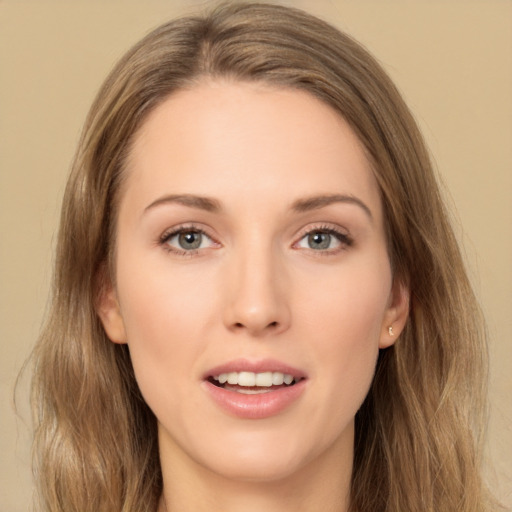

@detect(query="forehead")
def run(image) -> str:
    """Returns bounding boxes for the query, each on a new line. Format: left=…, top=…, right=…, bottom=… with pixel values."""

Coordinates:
left=122, top=80, right=381, bottom=220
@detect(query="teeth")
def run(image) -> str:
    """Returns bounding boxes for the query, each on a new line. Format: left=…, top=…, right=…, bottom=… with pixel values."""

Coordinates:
left=213, top=371, right=297, bottom=387
left=272, top=372, right=284, bottom=385
left=255, top=372, right=272, bottom=386
left=283, top=374, right=294, bottom=385
left=227, top=372, right=238, bottom=385
left=238, top=372, right=255, bottom=386
left=235, top=387, right=273, bottom=394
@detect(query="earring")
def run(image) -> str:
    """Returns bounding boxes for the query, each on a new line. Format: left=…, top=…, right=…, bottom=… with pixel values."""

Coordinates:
left=388, top=325, right=394, bottom=336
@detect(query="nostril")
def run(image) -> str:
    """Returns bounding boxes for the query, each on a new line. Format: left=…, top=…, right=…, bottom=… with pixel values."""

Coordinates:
left=232, top=320, right=279, bottom=331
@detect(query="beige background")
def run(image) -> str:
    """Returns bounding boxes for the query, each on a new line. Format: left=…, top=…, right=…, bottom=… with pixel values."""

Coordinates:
left=1, top=1, right=510, bottom=510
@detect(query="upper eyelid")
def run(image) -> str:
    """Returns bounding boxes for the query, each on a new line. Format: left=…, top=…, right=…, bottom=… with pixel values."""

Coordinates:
left=158, top=225, right=219, bottom=256
left=294, top=222, right=351, bottom=239
left=293, top=223, right=354, bottom=250
left=157, top=221, right=352, bottom=247
left=159, top=223, right=215, bottom=241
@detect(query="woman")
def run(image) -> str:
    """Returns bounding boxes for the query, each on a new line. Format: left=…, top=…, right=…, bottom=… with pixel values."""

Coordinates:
left=31, top=2, right=498, bottom=511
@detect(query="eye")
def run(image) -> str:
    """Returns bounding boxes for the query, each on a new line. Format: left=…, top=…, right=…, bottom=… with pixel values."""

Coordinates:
left=295, top=227, right=352, bottom=252
left=160, top=226, right=217, bottom=254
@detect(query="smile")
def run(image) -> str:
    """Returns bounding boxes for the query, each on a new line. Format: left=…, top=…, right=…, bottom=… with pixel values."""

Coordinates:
left=203, top=360, right=307, bottom=419
left=209, top=371, right=301, bottom=394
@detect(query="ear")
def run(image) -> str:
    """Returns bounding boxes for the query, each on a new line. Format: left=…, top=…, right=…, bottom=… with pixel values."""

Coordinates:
left=379, top=278, right=410, bottom=349
left=96, top=276, right=127, bottom=345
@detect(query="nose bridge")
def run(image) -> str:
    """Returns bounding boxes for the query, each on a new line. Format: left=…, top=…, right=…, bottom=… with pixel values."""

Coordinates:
left=223, top=233, right=289, bottom=335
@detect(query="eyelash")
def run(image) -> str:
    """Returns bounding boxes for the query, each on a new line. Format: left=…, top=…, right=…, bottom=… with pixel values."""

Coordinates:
left=158, top=223, right=353, bottom=256
left=294, top=224, right=353, bottom=256
left=159, top=224, right=217, bottom=256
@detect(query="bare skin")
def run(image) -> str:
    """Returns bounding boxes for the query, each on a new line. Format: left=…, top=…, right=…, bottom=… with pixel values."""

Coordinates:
left=98, top=80, right=409, bottom=512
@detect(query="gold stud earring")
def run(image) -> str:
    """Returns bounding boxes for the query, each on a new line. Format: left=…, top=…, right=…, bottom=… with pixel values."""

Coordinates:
left=388, top=326, right=394, bottom=336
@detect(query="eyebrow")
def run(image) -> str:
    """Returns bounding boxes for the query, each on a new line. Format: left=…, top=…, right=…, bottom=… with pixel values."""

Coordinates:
left=143, top=192, right=372, bottom=220
left=144, top=194, right=221, bottom=214
left=292, top=194, right=373, bottom=220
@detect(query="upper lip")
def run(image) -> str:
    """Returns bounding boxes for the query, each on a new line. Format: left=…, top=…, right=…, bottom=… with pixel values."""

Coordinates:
left=203, top=358, right=307, bottom=380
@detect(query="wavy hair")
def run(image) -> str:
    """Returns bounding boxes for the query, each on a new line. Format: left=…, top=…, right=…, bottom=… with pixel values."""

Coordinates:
left=31, top=2, right=497, bottom=511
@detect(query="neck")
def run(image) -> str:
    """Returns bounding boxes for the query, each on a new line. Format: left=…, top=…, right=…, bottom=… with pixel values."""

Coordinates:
left=157, top=424, right=353, bottom=512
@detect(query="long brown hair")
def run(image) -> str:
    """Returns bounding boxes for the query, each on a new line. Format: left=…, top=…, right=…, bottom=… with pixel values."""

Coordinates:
left=31, top=2, right=497, bottom=511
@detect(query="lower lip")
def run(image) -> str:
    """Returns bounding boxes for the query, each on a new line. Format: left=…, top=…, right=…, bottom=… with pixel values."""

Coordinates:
left=203, top=380, right=307, bottom=419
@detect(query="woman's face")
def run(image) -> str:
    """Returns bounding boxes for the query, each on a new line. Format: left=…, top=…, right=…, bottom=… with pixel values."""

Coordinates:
left=99, top=81, right=408, bottom=483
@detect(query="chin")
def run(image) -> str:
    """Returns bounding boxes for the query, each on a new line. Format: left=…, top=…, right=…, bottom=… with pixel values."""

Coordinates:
left=202, top=450, right=308, bottom=484
left=188, top=423, right=347, bottom=485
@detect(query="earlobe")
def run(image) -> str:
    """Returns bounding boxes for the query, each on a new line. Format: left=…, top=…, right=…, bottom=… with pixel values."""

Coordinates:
left=96, top=282, right=127, bottom=345
left=379, top=279, right=410, bottom=349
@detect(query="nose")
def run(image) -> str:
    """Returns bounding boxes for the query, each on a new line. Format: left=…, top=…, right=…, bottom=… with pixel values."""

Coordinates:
left=222, top=244, right=291, bottom=337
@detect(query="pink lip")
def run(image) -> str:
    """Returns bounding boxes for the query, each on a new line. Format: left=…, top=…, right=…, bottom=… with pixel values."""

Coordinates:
left=202, top=358, right=307, bottom=420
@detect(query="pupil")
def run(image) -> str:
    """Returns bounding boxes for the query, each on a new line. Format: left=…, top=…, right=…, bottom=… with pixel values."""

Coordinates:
left=308, top=232, right=330, bottom=250
left=179, top=231, right=202, bottom=250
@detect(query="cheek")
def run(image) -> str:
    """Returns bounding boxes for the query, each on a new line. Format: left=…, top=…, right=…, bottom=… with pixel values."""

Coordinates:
left=301, top=256, right=391, bottom=406
left=301, top=253, right=391, bottom=346
left=114, top=256, right=218, bottom=403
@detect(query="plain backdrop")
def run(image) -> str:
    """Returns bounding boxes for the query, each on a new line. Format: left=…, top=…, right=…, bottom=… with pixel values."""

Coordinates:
left=1, top=1, right=510, bottom=510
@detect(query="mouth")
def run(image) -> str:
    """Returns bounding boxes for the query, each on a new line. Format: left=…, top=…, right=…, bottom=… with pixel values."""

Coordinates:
left=203, top=359, right=308, bottom=418
left=207, top=371, right=304, bottom=394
